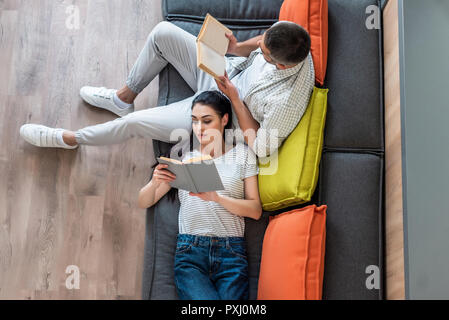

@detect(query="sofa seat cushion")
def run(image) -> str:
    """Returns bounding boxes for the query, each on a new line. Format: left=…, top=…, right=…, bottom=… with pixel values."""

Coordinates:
left=323, top=0, right=383, bottom=150
left=319, top=151, right=383, bottom=299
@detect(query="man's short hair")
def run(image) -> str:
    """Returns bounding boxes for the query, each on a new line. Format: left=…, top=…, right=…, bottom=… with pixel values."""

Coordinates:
left=264, top=21, right=311, bottom=65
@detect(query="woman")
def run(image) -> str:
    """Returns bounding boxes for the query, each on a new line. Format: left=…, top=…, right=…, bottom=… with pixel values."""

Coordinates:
left=138, top=90, right=262, bottom=300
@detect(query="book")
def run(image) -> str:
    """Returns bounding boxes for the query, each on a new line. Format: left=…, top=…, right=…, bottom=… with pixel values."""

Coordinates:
left=157, top=154, right=225, bottom=193
left=196, top=14, right=233, bottom=79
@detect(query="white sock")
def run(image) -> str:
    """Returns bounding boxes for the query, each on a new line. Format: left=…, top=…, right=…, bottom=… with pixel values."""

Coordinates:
left=113, top=92, right=134, bottom=109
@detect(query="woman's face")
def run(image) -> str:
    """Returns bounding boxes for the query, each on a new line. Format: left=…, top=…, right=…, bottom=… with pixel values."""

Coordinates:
left=191, top=103, right=229, bottom=146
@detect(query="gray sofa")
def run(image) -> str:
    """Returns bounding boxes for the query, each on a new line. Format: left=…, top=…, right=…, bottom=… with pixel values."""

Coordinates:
left=142, top=0, right=385, bottom=300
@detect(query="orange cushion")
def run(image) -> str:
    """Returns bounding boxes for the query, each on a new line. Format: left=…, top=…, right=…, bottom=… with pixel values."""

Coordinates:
left=279, top=0, right=328, bottom=86
left=257, top=204, right=327, bottom=300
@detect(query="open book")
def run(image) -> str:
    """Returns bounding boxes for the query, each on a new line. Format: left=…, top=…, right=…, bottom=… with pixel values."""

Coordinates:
left=157, top=155, right=225, bottom=193
left=197, top=14, right=233, bottom=79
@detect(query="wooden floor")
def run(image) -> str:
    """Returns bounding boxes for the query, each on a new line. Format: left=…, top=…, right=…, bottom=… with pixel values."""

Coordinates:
left=0, top=0, right=162, bottom=299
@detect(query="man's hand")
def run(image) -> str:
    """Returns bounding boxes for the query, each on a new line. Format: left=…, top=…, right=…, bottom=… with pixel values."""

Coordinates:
left=216, top=72, right=261, bottom=153
left=226, top=34, right=263, bottom=58
left=215, top=72, right=240, bottom=102
left=189, top=191, right=220, bottom=203
left=226, top=32, right=239, bottom=56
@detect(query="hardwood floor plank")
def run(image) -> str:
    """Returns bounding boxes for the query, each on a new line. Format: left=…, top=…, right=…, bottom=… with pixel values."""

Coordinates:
left=119, top=0, right=163, bottom=41
left=49, top=0, right=88, bottom=37
left=8, top=0, right=53, bottom=96
left=0, top=95, right=42, bottom=298
left=0, top=0, right=21, bottom=11
left=0, top=10, right=18, bottom=95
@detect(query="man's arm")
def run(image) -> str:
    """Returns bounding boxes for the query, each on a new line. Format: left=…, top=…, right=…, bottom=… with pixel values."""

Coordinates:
left=216, top=71, right=312, bottom=158
left=226, top=33, right=263, bottom=58
left=215, top=74, right=260, bottom=150
left=230, top=97, right=260, bottom=149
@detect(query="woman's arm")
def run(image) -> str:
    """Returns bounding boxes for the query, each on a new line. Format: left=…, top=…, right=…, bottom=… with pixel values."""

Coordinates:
left=189, top=175, right=262, bottom=220
left=138, top=164, right=175, bottom=209
left=216, top=175, right=262, bottom=220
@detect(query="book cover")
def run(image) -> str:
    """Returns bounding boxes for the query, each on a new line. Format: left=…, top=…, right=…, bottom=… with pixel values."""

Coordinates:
left=196, top=14, right=233, bottom=79
left=157, top=155, right=225, bottom=193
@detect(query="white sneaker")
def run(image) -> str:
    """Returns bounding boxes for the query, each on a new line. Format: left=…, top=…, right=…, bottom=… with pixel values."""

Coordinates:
left=80, top=86, right=134, bottom=117
left=20, top=124, right=78, bottom=149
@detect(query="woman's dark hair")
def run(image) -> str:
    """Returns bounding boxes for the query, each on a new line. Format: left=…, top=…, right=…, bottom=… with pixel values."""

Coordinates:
left=191, top=90, right=233, bottom=131
left=151, top=90, right=233, bottom=203
left=265, top=21, right=311, bottom=65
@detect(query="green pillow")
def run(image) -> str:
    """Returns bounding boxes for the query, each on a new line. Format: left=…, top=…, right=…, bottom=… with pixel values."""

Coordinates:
left=258, top=87, right=328, bottom=211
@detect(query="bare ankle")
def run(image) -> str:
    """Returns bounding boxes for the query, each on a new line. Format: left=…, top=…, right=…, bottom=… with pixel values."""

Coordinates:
left=63, top=131, right=78, bottom=146
left=117, top=86, right=138, bottom=104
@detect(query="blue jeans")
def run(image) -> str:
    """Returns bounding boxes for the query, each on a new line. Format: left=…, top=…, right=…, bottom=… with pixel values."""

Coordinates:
left=174, top=234, right=249, bottom=300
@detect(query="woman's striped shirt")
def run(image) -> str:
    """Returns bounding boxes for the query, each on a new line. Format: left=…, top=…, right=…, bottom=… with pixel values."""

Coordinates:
left=178, top=142, right=259, bottom=237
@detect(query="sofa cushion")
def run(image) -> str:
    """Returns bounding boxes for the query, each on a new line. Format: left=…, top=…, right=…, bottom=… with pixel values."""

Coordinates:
left=279, top=0, right=329, bottom=86
left=324, top=0, right=383, bottom=150
left=319, top=151, right=383, bottom=300
left=258, top=87, right=328, bottom=211
left=257, top=204, right=327, bottom=300
left=142, top=192, right=180, bottom=300
left=158, top=64, right=194, bottom=106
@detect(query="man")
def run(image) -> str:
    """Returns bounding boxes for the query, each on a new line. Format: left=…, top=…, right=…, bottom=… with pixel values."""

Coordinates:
left=20, top=20, right=315, bottom=158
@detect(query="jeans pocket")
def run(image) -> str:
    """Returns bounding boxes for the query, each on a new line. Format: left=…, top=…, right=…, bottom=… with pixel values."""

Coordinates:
left=228, top=243, right=247, bottom=260
left=175, top=242, right=193, bottom=255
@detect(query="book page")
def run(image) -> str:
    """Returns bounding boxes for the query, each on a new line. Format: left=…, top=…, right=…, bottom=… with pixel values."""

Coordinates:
left=198, top=41, right=226, bottom=78
left=198, top=14, right=231, bottom=56
left=159, top=156, right=183, bottom=165
left=183, top=154, right=213, bottom=164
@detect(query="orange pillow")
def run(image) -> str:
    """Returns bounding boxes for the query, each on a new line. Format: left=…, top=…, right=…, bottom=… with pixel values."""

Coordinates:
left=279, top=0, right=328, bottom=86
left=257, top=204, right=327, bottom=300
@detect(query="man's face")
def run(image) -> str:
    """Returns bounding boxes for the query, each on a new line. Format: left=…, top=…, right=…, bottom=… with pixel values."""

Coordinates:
left=257, top=33, right=276, bottom=65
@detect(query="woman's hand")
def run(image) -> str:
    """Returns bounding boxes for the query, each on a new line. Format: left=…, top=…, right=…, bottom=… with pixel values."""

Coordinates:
left=189, top=191, right=220, bottom=203
left=153, top=164, right=176, bottom=186
left=138, top=165, right=174, bottom=209
left=215, top=72, right=240, bottom=102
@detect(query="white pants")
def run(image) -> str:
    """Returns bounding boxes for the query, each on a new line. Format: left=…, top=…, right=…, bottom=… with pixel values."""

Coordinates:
left=75, top=22, right=217, bottom=148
